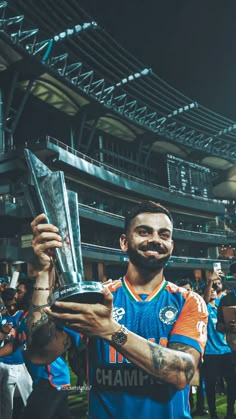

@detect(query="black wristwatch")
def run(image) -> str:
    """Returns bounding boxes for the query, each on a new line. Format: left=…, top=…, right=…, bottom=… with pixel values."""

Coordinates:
left=111, top=325, right=128, bottom=346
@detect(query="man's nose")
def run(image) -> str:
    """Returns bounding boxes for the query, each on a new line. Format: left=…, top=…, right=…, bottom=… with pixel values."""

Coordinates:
left=148, top=231, right=161, bottom=242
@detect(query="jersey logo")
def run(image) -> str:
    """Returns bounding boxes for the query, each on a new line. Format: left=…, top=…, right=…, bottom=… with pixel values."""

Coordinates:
left=159, top=306, right=178, bottom=325
left=112, top=306, right=125, bottom=322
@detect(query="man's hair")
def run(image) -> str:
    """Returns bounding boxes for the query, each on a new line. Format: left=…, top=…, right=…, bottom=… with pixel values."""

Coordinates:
left=1, top=287, right=16, bottom=303
left=16, top=277, right=35, bottom=311
left=17, top=277, right=35, bottom=293
left=124, top=200, right=173, bottom=233
left=178, top=278, right=193, bottom=288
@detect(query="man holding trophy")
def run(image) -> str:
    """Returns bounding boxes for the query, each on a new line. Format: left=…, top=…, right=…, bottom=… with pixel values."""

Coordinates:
left=25, top=149, right=207, bottom=419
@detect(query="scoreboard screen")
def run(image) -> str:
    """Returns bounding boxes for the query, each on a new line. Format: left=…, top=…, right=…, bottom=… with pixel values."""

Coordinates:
left=167, top=155, right=213, bottom=198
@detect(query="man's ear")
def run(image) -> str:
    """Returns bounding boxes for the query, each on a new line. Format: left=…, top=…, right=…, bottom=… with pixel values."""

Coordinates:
left=120, top=234, right=128, bottom=252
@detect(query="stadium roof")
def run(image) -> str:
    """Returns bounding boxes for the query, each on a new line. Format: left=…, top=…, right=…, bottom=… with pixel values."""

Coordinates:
left=2, top=0, right=236, bottom=198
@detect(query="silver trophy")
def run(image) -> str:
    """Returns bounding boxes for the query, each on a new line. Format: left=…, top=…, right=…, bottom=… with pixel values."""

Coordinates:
left=23, top=149, right=104, bottom=311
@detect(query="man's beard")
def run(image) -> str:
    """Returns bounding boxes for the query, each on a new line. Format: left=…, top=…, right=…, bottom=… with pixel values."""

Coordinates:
left=127, top=245, right=171, bottom=273
left=16, top=295, right=29, bottom=311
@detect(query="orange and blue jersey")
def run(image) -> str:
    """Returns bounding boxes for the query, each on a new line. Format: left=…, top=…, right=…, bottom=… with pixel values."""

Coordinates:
left=88, top=276, right=208, bottom=419
left=0, top=310, right=24, bottom=365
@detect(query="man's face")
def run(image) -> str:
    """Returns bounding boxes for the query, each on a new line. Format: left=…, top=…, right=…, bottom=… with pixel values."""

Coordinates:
left=181, top=284, right=192, bottom=292
left=5, top=298, right=17, bottom=315
left=210, top=288, right=217, bottom=301
left=0, top=282, right=8, bottom=293
left=120, top=212, right=174, bottom=273
left=15, top=284, right=26, bottom=302
left=213, top=279, right=222, bottom=293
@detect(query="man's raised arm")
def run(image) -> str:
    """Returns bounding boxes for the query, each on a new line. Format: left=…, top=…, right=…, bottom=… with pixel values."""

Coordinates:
left=27, top=214, right=72, bottom=364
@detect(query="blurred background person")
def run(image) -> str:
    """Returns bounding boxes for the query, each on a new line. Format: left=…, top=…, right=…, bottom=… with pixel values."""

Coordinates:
left=204, top=273, right=236, bottom=419
left=178, top=278, right=208, bottom=417
left=0, top=287, right=32, bottom=419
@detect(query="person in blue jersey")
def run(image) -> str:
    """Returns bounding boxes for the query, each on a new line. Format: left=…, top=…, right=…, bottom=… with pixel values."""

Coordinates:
left=203, top=282, right=236, bottom=419
left=17, top=317, right=79, bottom=419
left=15, top=278, right=79, bottom=419
left=0, top=287, right=32, bottom=419
left=0, top=279, right=80, bottom=419
left=217, top=261, right=236, bottom=351
left=28, top=200, right=208, bottom=419
left=179, top=278, right=208, bottom=417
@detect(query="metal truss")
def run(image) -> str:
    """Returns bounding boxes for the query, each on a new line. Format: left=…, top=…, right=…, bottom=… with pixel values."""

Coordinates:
left=1, top=2, right=236, bottom=160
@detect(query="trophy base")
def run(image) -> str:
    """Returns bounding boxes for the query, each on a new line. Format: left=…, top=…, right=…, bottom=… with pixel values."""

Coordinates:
left=49, top=281, right=104, bottom=312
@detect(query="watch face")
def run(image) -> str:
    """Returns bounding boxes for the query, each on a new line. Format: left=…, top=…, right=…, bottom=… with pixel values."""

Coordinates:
left=112, top=326, right=128, bottom=346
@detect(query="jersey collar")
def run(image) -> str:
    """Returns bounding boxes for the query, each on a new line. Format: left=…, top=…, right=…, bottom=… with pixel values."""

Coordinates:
left=122, top=275, right=167, bottom=302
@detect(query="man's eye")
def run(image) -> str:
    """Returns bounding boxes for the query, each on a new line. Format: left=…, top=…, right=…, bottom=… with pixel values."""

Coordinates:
left=139, top=229, right=148, bottom=236
left=161, top=233, right=170, bottom=239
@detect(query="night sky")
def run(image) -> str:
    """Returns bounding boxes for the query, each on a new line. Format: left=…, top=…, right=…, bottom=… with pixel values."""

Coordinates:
left=78, top=0, right=236, bottom=120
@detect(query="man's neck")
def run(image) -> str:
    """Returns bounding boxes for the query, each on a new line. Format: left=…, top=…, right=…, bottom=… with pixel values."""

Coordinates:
left=125, top=264, right=164, bottom=293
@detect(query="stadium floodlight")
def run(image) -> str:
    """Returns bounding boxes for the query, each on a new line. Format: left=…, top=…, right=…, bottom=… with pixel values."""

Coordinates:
left=53, top=21, right=97, bottom=42
left=116, top=68, right=152, bottom=87
left=203, top=122, right=236, bottom=148
left=170, top=102, right=198, bottom=117
left=95, top=68, right=152, bottom=103
left=155, top=101, right=199, bottom=130
left=25, top=21, right=98, bottom=63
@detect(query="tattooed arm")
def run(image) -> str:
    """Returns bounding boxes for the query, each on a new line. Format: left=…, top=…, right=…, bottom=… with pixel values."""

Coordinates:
left=47, top=302, right=198, bottom=389
left=28, top=214, right=92, bottom=365
left=104, top=332, right=198, bottom=390
left=27, top=269, right=72, bottom=364
left=27, top=214, right=73, bottom=364
left=45, top=289, right=205, bottom=390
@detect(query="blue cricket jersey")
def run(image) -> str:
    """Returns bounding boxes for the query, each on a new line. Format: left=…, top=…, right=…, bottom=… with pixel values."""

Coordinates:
left=0, top=310, right=24, bottom=365
left=87, top=277, right=208, bottom=419
left=17, top=312, right=81, bottom=389
left=205, top=303, right=231, bottom=355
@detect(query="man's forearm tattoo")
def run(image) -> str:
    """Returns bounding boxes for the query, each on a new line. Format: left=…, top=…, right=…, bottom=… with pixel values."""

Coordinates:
left=169, top=342, right=195, bottom=383
left=27, top=303, right=57, bottom=349
left=148, top=341, right=195, bottom=385
left=27, top=303, right=49, bottom=334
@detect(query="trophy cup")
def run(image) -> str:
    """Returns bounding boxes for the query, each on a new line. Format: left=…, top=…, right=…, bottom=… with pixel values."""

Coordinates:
left=23, top=149, right=104, bottom=311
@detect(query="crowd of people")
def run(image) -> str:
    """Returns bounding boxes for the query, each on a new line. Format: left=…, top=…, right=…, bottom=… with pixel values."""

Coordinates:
left=0, top=200, right=236, bottom=418
left=179, top=264, right=236, bottom=419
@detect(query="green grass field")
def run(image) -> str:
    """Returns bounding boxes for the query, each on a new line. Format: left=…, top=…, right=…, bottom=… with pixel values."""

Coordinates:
left=192, top=393, right=227, bottom=419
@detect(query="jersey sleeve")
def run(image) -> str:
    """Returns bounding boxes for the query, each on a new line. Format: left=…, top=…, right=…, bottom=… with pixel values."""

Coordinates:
left=169, top=291, right=208, bottom=354
left=62, top=326, right=81, bottom=348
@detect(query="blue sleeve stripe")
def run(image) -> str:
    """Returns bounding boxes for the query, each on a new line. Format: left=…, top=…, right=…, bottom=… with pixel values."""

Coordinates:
left=169, top=334, right=202, bottom=354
